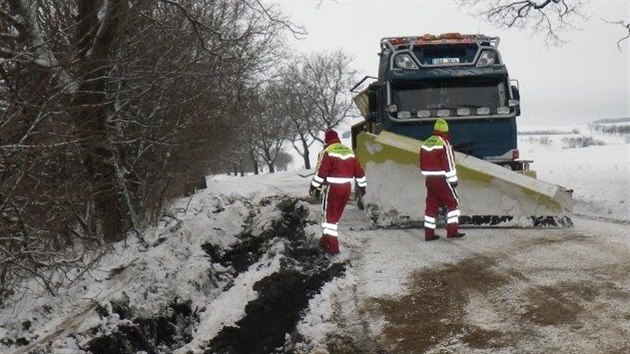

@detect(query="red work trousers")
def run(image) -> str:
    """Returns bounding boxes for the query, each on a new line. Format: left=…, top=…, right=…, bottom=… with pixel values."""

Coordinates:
left=320, top=182, right=351, bottom=254
left=424, top=177, right=460, bottom=237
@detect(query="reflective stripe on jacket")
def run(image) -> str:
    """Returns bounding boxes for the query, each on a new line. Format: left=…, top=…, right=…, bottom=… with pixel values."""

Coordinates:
left=311, top=143, right=366, bottom=188
left=419, top=134, right=458, bottom=183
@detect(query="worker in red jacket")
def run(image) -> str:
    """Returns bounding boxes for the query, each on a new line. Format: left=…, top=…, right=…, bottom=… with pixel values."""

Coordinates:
left=419, top=118, right=465, bottom=241
left=310, top=130, right=366, bottom=254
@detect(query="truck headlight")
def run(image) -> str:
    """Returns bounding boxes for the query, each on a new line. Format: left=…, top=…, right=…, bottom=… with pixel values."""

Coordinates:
left=508, top=99, right=520, bottom=107
left=394, top=54, right=419, bottom=69
left=476, top=50, right=496, bottom=67
left=477, top=107, right=490, bottom=115
left=398, top=111, right=411, bottom=119
left=457, top=108, right=471, bottom=116
left=497, top=106, right=510, bottom=115
left=417, top=110, right=431, bottom=118
left=437, top=109, right=450, bottom=117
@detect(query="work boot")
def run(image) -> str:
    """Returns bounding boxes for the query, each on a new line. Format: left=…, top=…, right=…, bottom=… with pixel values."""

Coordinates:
left=319, top=235, right=340, bottom=255
left=425, top=235, right=440, bottom=242
left=328, top=236, right=340, bottom=255
left=425, top=227, right=440, bottom=242
left=447, top=232, right=466, bottom=239
left=319, top=235, right=331, bottom=252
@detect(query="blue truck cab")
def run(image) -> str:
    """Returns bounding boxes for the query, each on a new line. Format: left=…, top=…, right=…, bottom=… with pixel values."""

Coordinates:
left=354, top=33, right=527, bottom=170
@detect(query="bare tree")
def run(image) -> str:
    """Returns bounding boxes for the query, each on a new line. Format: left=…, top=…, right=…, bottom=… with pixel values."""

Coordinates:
left=0, top=0, right=294, bottom=302
left=268, top=67, right=317, bottom=169
left=247, top=85, right=294, bottom=173
left=297, top=50, right=358, bottom=143
left=459, top=0, right=629, bottom=47
left=274, top=151, right=293, bottom=171
left=273, top=50, right=357, bottom=170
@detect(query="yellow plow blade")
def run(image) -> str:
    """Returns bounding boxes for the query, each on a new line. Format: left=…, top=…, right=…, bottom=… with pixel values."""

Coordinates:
left=355, top=131, right=573, bottom=227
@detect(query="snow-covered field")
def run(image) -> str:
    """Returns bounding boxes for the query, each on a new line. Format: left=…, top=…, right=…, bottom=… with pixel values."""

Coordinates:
left=0, top=123, right=629, bottom=353
left=519, top=124, right=629, bottom=222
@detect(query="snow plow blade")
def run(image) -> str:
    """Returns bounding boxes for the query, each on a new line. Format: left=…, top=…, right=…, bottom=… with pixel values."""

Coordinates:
left=355, top=130, right=573, bottom=228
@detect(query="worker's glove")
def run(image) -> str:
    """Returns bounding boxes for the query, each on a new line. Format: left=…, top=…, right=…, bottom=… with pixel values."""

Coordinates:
left=309, top=185, right=318, bottom=196
left=358, top=186, right=366, bottom=197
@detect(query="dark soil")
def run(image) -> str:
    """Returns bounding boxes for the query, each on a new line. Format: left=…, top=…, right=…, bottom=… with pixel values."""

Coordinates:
left=202, top=197, right=310, bottom=273
left=204, top=198, right=347, bottom=354
left=205, top=263, right=346, bottom=354
left=86, top=299, right=197, bottom=354
left=6, top=197, right=347, bottom=354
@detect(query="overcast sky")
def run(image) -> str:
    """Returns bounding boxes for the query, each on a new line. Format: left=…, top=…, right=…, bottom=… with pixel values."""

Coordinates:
left=273, top=0, right=629, bottom=127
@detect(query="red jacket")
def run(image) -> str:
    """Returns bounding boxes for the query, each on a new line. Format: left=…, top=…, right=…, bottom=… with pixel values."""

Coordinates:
left=312, top=143, right=366, bottom=188
left=419, top=131, right=458, bottom=184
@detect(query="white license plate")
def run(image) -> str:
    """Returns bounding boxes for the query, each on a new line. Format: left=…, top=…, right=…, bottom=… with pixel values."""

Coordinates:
left=432, top=57, right=460, bottom=64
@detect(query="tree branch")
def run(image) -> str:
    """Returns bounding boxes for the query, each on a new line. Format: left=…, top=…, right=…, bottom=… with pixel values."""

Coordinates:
left=458, top=0, right=587, bottom=46
left=602, top=18, right=630, bottom=50
left=15, top=0, right=76, bottom=88
left=157, top=0, right=222, bottom=54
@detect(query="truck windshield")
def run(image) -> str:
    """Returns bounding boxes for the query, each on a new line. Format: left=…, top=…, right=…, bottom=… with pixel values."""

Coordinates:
left=391, top=78, right=506, bottom=116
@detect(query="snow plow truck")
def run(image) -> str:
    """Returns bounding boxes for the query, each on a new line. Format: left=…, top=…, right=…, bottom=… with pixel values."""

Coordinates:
left=351, top=33, right=573, bottom=227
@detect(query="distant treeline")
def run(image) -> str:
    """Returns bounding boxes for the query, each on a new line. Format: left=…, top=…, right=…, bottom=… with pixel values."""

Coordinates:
left=518, top=129, right=580, bottom=136
left=592, top=124, right=630, bottom=135
left=592, top=117, right=630, bottom=124
left=561, top=136, right=605, bottom=149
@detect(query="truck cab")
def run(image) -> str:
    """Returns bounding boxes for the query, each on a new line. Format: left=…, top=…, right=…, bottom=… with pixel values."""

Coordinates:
left=357, top=33, right=526, bottom=170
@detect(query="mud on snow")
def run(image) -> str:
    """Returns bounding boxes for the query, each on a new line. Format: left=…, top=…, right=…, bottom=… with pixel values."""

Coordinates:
left=0, top=195, right=351, bottom=354
left=93, top=196, right=348, bottom=354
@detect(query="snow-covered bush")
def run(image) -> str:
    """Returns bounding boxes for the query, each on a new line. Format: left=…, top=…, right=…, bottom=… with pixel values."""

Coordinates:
left=526, top=136, right=553, bottom=146
left=561, top=136, right=605, bottom=149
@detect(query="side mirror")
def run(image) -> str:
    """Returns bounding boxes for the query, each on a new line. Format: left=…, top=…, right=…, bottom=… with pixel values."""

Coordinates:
left=366, top=82, right=384, bottom=120
left=511, top=85, right=521, bottom=116
left=367, top=88, right=378, bottom=114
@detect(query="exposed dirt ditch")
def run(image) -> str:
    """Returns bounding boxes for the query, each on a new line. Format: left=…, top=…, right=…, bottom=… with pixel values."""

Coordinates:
left=83, top=197, right=348, bottom=354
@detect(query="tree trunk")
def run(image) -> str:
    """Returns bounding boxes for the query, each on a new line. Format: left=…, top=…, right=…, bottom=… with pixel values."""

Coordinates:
left=301, top=137, right=311, bottom=169
left=74, top=0, right=129, bottom=242
left=264, top=150, right=275, bottom=173
left=249, top=149, right=259, bottom=175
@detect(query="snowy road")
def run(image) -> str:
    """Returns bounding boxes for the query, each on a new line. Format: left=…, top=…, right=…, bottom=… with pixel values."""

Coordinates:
left=329, top=203, right=630, bottom=353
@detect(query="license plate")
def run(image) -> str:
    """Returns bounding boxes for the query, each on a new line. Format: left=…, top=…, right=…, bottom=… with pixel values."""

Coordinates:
left=432, top=57, right=460, bottom=64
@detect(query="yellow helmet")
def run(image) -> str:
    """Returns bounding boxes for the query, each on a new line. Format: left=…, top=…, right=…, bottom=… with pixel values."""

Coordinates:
left=434, top=118, right=449, bottom=133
